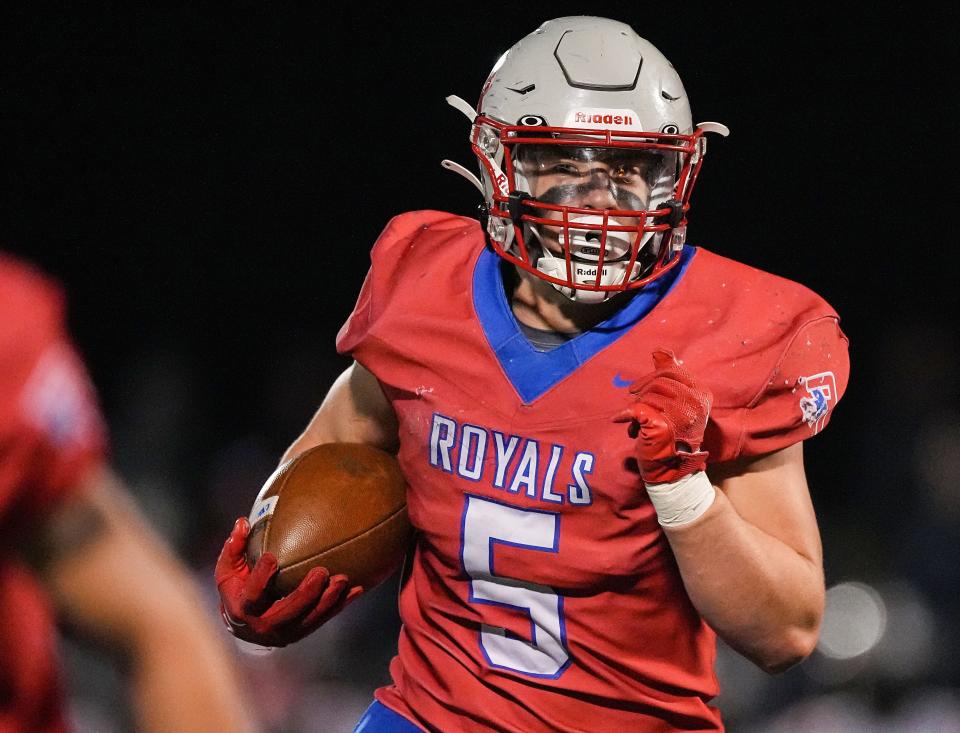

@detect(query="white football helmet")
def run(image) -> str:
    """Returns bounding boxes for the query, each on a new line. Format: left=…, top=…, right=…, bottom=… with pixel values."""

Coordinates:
left=444, top=17, right=728, bottom=303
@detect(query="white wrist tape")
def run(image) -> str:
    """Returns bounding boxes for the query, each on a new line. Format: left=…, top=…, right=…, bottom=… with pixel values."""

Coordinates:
left=645, top=471, right=716, bottom=527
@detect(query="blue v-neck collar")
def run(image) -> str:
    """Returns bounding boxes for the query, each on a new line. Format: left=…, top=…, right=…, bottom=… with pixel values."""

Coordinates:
left=472, top=246, right=696, bottom=404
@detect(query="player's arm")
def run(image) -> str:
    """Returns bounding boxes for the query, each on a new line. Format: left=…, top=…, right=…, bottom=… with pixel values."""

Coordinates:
left=619, top=350, right=825, bottom=673
left=664, top=444, right=824, bottom=673
left=281, top=360, right=398, bottom=463
left=34, top=466, right=255, bottom=733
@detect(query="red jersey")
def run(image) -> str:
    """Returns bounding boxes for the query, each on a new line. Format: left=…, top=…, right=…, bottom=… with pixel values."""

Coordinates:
left=337, top=211, right=849, bottom=732
left=0, top=255, right=107, bottom=732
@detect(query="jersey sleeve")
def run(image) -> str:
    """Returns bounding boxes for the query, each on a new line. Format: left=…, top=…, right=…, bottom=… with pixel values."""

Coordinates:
left=707, top=315, right=849, bottom=460
left=336, top=210, right=463, bottom=363
left=0, top=258, right=108, bottom=517
left=17, top=339, right=108, bottom=502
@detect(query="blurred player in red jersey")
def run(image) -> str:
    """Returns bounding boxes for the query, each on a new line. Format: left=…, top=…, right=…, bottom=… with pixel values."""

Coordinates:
left=0, top=253, right=255, bottom=732
left=216, top=16, right=849, bottom=732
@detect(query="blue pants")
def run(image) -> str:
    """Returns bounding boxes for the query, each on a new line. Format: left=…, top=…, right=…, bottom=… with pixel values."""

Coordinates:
left=353, top=701, right=425, bottom=732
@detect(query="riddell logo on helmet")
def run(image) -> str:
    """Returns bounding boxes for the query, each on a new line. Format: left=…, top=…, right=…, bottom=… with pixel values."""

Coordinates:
left=575, top=266, right=612, bottom=278
left=574, top=112, right=633, bottom=126
left=565, top=108, right=641, bottom=130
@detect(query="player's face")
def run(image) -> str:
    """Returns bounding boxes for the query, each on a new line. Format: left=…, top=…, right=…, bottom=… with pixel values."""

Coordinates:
left=515, top=145, right=665, bottom=255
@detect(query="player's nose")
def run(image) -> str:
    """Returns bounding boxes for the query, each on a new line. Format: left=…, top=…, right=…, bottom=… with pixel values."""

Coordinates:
left=581, top=170, right=619, bottom=209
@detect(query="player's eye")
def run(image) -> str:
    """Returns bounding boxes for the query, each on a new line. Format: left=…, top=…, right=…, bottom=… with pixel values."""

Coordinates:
left=549, top=162, right=583, bottom=176
left=611, top=164, right=637, bottom=180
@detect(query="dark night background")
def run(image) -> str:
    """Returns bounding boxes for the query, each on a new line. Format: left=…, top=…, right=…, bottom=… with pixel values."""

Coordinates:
left=2, top=4, right=959, bottom=731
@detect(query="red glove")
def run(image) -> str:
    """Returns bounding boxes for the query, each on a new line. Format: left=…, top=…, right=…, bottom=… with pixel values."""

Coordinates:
left=615, top=349, right=713, bottom=484
left=214, top=517, right=362, bottom=647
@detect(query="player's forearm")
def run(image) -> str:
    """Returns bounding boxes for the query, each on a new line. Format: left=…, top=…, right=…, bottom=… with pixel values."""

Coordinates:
left=662, top=488, right=824, bottom=673
left=129, top=618, right=255, bottom=733
left=44, top=470, right=254, bottom=731
left=63, top=539, right=255, bottom=733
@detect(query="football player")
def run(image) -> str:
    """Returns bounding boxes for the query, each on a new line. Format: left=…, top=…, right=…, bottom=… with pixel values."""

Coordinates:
left=216, top=17, right=849, bottom=732
left=0, top=253, right=254, bottom=732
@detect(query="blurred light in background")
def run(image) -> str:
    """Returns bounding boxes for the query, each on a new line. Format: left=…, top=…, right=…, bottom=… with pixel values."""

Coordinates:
left=803, top=581, right=886, bottom=687
left=817, top=582, right=886, bottom=661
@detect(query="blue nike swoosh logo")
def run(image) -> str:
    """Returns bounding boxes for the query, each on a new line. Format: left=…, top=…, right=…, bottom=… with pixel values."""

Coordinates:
left=612, top=374, right=633, bottom=388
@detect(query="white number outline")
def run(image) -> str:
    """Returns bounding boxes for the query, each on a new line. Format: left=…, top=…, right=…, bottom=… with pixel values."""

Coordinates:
left=459, top=494, right=571, bottom=679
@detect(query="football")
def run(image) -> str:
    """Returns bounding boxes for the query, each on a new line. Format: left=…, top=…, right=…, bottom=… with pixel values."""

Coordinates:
left=245, top=442, right=412, bottom=596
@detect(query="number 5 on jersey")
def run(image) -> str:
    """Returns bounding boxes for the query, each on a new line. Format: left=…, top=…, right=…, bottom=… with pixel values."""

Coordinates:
left=460, top=495, right=571, bottom=678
